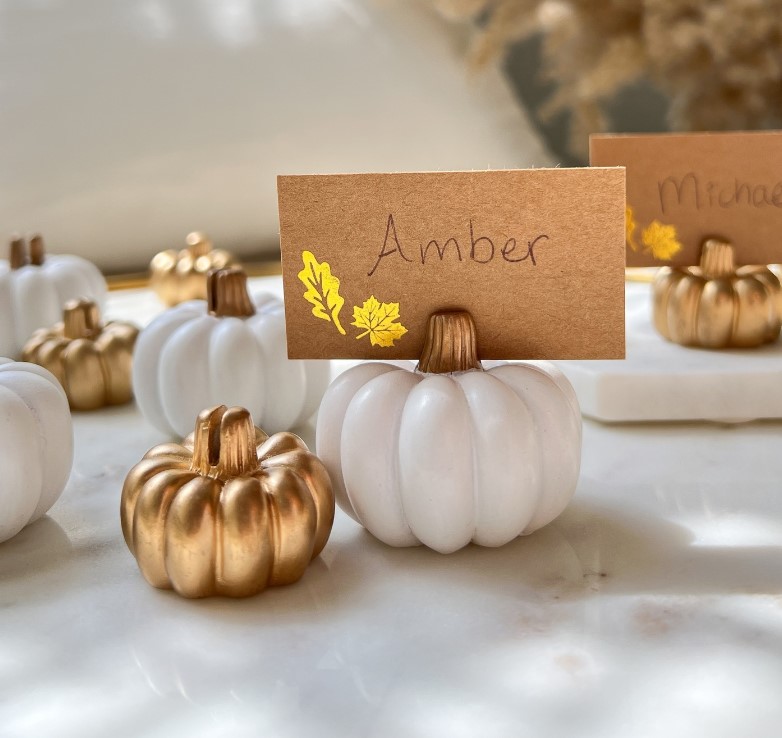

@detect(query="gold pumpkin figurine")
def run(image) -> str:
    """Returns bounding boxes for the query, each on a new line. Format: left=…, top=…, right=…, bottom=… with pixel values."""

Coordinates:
left=22, top=298, right=139, bottom=409
left=149, top=232, right=237, bottom=306
left=120, top=405, right=335, bottom=599
left=652, top=238, right=782, bottom=349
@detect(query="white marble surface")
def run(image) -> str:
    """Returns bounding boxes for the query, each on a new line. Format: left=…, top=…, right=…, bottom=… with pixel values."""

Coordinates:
left=557, top=281, right=782, bottom=422
left=2, top=278, right=782, bottom=737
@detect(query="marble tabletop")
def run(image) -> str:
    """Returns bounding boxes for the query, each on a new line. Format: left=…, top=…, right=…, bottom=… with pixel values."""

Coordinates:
left=2, top=278, right=781, bottom=738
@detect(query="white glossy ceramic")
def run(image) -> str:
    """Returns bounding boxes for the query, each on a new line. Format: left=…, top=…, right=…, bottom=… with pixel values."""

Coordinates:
left=316, top=360, right=582, bottom=553
left=1, top=277, right=781, bottom=737
left=0, top=0, right=552, bottom=272
left=0, top=359, right=73, bottom=543
left=0, top=254, right=106, bottom=358
left=133, top=292, right=329, bottom=437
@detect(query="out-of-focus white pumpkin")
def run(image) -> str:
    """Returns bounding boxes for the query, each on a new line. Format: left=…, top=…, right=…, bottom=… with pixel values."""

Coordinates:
left=0, top=0, right=552, bottom=272
left=0, top=236, right=107, bottom=359
left=0, top=359, right=73, bottom=543
left=133, top=267, right=329, bottom=437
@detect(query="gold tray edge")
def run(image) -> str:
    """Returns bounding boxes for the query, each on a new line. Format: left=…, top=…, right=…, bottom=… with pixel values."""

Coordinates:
left=107, top=260, right=284, bottom=291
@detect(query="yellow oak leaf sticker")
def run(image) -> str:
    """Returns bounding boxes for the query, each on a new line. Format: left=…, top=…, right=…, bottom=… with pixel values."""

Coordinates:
left=351, top=296, right=408, bottom=347
left=625, top=205, right=639, bottom=252
left=297, top=250, right=346, bottom=335
left=641, top=220, right=682, bottom=261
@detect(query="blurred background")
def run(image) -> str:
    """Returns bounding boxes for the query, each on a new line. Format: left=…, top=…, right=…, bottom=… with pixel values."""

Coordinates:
left=2, top=0, right=780, bottom=273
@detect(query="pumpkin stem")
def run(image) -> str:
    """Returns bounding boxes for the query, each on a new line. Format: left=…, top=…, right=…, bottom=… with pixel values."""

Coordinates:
left=207, top=267, right=256, bottom=318
left=28, top=233, right=45, bottom=265
left=192, top=406, right=226, bottom=473
left=185, top=231, right=212, bottom=259
left=191, top=405, right=259, bottom=478
left=218, top=407, right=259, bottom=477
left=417, top=310, right=483, bottom=374
left=63, top=299, right=102, bottom=339
left=700, top=238, right=736, bottom=279
left=9, top=235, right=27, bottom=269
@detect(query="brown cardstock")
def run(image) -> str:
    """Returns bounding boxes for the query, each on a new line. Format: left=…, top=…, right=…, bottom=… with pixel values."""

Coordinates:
left=590, top=131, right=782, bottom=267
left=277, top=169, right=626, bottom=361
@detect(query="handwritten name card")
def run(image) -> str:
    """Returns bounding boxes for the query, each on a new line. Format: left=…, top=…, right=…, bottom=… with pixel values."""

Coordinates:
left=590, top=131, right=782, bottom=266
left=277, top=169, right=625, bottom=360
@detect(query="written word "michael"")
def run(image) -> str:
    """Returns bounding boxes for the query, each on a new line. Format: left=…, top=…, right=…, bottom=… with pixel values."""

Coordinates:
left=658, top=172, right=782, bottom=214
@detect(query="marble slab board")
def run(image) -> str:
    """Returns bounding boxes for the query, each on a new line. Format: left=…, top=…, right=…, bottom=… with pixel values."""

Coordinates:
left=556, top=282, right=782, bottom=423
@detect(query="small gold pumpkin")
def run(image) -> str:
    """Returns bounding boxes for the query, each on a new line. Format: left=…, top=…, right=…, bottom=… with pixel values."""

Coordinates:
left=120, top=405, right=335, bottom=599
left=22, top=299, right=139, bottom=409
left=149, top=232, right=237, bottom=306
left=652, top=238, right=782, bottom=348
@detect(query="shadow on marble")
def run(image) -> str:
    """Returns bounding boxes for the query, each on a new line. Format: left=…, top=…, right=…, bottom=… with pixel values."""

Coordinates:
left=0, top=517, right=72, bottom=583
left=114, top=491, right=782, bottom=622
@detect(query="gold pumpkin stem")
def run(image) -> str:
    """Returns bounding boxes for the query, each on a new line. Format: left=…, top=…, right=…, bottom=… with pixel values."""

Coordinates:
left=9, top=235, right=27, bottom=270
left=192, top=406, right=225, bottom=472
left=207, top=267, right=256, bottom=318
left=191, top=405, right=259, bottom=478
left=217, top=407, right=258, bottom=477
left=63, top=299, right=102, bottom=339
left=700, top=238, right=736, bottom=279
left=29, top=233, right=45, bottom=265
left=186, top=231, right=212, bottom=259
left=417, top=310, right=483, bottom=374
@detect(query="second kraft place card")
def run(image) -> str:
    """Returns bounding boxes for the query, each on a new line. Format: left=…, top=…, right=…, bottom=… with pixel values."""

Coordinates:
left=591, top=131, right=782, bottom=267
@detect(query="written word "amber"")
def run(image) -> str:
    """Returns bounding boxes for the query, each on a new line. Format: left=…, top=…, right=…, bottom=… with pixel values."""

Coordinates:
left=368, top=214, right=549, bottom=277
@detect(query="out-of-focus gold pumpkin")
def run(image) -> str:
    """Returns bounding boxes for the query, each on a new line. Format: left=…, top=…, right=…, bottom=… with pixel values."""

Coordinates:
left=652, top=238, right=782, bottom=348
left=120, top=405, right=335, bottom=599
left=149, top=232, right=237, bottom=306
left=22, top=299, right=139, bottom=409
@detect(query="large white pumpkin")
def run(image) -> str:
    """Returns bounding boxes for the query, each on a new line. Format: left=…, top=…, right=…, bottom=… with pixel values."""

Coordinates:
left=0, top=359, right=73, bottom=543
left=316, top=312, right=582, bottom=554
left=0, top=235, right=106, bottom=358
left=134, top=268, right=329, bottom=438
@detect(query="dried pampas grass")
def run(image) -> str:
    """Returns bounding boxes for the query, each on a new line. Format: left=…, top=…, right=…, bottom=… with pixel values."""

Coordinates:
left=434, top=0, right=782, bottom=155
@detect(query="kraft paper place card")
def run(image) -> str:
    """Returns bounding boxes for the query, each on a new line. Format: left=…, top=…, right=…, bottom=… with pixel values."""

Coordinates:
left=277, top=169, right=626, bottom=361
left=590, top=131, right=782, bottom=267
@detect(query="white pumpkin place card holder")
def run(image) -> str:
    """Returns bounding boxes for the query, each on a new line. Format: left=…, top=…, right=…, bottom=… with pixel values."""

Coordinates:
left=0, top=234, right=107, bottom=358
left=317, top=310, right=582, bottom=554
left=133, top=266, right=330, bottom=438
left=0, top=359, right=73, bottom=543
left=277, top=170, right=627, bottom=554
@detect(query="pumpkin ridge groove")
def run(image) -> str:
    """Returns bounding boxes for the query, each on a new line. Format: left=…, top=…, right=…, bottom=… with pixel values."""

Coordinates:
left=391, top=372, right=420, bottom=546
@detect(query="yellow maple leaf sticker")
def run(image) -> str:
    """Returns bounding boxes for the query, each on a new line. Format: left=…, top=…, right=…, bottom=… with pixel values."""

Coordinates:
left=641, top=220, right=683, bottom=261
left=625, top=205, right=639, bottom=252
left=351, top=296, right=408, bottom=347
left=297, top=250, right=346, bottom=335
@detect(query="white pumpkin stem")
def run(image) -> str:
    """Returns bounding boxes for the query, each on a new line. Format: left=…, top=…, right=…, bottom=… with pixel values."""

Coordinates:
left=185, top=231, right=212, bottom=259
left=417, top=310, right=483, bottom=374
left=63, top=299, right=102, bottom=339
left=29, top=234, right=45, bottom=265
left=9, top=235, right=27, bottom=270
left=9, top=234, right=47, bottom=269
left=207, top=267, right=256, bottom=318
left=700, top=238, right=736, bottom=279
left=191, top=405, right=259, bottom=478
